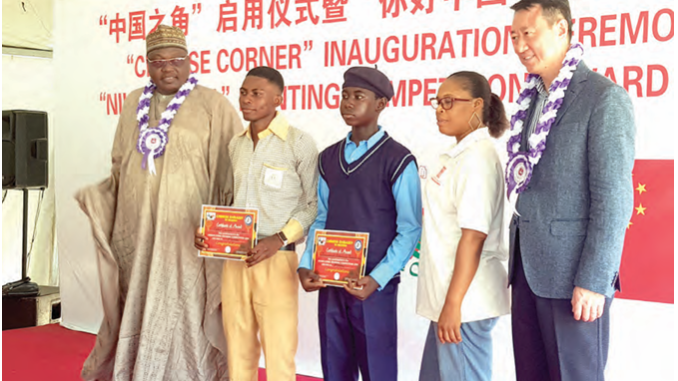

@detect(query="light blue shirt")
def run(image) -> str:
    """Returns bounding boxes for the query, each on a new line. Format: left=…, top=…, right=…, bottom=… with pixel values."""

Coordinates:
left=299, top=127, right=423, bottom=290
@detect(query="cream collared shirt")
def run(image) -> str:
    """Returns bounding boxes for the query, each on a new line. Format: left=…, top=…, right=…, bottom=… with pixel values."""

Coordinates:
left=229, top=112, right=318, bottom=242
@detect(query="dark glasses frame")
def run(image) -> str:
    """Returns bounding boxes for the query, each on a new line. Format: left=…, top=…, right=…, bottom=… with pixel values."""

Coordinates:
left=429, top=97, right=472, bottom=110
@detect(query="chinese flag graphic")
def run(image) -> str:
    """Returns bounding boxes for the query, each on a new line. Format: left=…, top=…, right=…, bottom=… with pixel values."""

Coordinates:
left=616, top=160, right=674, bottom=304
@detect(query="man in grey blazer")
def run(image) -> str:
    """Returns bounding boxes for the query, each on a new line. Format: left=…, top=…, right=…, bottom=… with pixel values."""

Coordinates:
left=506, top=1, right=635, bottom=380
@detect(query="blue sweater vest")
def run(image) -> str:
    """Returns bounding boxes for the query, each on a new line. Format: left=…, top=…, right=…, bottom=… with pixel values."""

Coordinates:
left=319, top=132, right=416, bottom=282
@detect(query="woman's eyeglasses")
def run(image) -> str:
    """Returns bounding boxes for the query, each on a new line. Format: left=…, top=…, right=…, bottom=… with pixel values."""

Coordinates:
left=429, top=97, right=471, bottom=110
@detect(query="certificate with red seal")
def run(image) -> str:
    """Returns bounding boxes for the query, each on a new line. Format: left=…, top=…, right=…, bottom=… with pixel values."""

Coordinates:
left=312, top=229, right=369, bottom=286
left=199, top=205, right=258, bottom=260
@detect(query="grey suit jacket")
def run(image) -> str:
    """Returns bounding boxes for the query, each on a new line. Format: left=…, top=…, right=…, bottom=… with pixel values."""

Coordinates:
left=508, top=61, right=636, bottom=299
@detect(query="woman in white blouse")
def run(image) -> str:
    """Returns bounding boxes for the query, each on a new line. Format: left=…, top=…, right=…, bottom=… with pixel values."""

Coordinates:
left=416, top=71, right=510, bottom=381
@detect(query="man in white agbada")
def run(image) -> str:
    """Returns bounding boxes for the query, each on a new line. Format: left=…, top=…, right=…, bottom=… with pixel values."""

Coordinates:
left=76, top=25, right=243, bottom=380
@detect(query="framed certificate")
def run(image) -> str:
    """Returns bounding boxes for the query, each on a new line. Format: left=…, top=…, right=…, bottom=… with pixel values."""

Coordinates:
left=199, top=205, right=258, bottom=260
left=312, top=229, right=369, bottom=286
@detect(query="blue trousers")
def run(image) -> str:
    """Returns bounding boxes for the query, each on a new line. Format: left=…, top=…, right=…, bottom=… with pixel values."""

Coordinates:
left=318, top=281, right=399, bottom=381
left=512, top=237, right=612, bottom=381
left=419, top=318, right=498, bottom=381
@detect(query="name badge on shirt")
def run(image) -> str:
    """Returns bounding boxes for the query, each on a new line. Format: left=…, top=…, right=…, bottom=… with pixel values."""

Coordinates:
left=431, top=166, right=447, bottom=186
left=263, top=165, right=285, bottom=189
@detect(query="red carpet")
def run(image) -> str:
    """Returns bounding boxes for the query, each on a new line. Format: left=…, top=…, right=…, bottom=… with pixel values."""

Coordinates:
left=2, top=324, right=321, bottom=381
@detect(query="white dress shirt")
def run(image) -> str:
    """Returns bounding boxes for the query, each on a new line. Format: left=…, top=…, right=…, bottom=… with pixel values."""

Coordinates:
left=416, top=127, right=510, bottom=323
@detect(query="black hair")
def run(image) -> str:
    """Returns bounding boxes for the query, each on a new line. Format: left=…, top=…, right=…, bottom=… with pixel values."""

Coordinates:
left=246, top=66, right=285, bottom=92
left=448, top=71, right=509, bottom=138
left=511, top=0, right=573, bottom=41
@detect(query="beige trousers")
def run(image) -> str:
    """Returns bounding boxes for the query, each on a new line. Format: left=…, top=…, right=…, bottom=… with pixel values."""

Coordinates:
left=221, top=250, right=299, bottom=381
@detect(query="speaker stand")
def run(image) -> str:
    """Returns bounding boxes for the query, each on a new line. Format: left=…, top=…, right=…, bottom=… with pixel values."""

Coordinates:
left=2, top=189, right=39, bottom=297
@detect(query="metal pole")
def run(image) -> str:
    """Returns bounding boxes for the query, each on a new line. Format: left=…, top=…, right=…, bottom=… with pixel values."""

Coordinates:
left=22, top=189, right=28, bottom=280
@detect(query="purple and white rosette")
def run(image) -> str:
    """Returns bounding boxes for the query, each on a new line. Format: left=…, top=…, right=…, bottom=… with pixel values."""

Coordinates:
left=137, top=128, right=168, bottom=172
left=505, top=43, right=584, bottom=201
left=135, top=75, right=198, bottom=175
left=506, top=152, right=532, bottom=195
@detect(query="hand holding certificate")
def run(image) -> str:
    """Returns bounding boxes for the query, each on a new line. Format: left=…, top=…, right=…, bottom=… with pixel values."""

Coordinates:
left=198, top=205, right=258, bottom=260
left=312, top=229, right=369, bottom=286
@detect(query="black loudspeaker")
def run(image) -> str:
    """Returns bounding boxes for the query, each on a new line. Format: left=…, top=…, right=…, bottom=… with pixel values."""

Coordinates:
left=2, top=110, right=48, bottom=189
left=2, top=113, right=16, bottom=188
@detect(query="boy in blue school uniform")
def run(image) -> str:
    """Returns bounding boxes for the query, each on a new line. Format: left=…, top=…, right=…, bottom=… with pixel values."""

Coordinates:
left=298, top=66, right=422, bottom=381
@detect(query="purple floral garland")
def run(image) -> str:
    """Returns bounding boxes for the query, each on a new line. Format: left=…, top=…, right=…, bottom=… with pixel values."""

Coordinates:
left=505, top=43, right=584, bottom=200
left=135, top=75, right=198, bottom=175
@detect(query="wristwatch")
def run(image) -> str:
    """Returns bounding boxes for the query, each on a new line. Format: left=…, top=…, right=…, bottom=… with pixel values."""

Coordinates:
left=276, top=231, right=289, bottom=246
